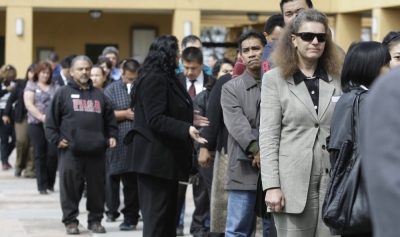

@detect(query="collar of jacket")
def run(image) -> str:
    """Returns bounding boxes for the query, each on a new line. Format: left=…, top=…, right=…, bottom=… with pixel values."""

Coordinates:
left=241, top=70, right=259, bottom=90
left=292, top=63, right=330, bottom=85
left=67, top=77, right=93, bottom=90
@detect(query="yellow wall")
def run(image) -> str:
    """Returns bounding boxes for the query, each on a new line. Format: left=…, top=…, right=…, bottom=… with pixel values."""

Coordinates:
left=33, top=12, right=172, bottom=62
left=6, top=7, right=33, bottom=78
left=372, top=8, right=400, bottom=42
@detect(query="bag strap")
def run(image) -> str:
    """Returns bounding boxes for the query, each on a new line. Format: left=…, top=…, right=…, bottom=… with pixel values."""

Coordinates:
left=351, top=88, right=368, bottom=144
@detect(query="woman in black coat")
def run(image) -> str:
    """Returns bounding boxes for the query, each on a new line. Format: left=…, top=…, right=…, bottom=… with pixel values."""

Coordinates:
left=2, top=63, right=36, bottom=177
left=328, top=41, right=391, bottom=237
left=125, top=35, right=207, bottom=237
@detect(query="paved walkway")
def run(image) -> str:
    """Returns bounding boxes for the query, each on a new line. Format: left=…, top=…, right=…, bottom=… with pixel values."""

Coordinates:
left=0, top=151, right=195, bottom=237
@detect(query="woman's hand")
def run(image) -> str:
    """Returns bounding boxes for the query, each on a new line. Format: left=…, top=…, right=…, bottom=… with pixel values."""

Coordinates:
left=198, top=147, right=211, bottom=168
left=189, top=126, right=208, bottom=144
left=193, top=110, right=210, bottom=127
left=2, top=116, right=10, bottom=124
left=265, top=188, right=285, bottom=213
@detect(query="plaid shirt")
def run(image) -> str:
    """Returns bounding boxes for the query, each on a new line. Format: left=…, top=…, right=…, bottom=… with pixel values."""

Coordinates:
left=104, top=80, right=133, bottom=175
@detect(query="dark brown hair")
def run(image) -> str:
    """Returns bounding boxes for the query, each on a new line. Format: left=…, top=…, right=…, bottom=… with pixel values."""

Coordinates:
left=33, top=61, right=53, bottom=84
left=271, top=9, right=344, bottom=79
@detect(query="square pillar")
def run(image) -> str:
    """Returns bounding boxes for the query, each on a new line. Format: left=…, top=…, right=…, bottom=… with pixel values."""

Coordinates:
left=5, top=7, right=33, bottom=78
left=372, top=8, right=400, bottom=42
left=335, top=13, right=362, bottom=52
left=172, top=9, right=201, bottom=48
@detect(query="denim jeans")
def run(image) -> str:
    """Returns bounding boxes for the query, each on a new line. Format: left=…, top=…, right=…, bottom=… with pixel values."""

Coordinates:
left=263, top=217, right=270, bottom=237
left=225, top=190, right=257, bottom=237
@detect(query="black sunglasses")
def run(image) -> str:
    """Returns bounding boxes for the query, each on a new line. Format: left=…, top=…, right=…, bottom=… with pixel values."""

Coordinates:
left=293, top=32, right=327, bottom=42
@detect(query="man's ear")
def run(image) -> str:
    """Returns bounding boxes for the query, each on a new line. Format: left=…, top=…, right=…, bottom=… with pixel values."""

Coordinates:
left=263, top=32, right=268, bottom=38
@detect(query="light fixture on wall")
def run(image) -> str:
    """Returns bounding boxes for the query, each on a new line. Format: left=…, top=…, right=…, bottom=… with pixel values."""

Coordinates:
left=89, top=10, right=103, bottom=20
left=15, top=18, right=24, bottom=36
left=184, top=21, right=192, bottom=36
left=247, top=13, right=260, bottom=22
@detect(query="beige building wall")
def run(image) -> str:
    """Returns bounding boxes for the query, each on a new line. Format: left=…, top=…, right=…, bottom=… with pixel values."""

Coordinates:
left=33, top=12, right=172, bottom=63
left=6, top=7, right=33, bottom=78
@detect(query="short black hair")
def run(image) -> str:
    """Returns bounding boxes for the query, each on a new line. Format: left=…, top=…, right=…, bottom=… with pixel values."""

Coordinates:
left=264, top=14, right=285, bottom=35
left=118, top=58, right=132, bottom=69
left=122, top=59, right=140, bottom=74
left=181, top=47, right=203, bottom=65
left=341, top=41, right=391, bottom=92
left=238, top=30, right=267, bottom=53
left=280, top=0, right=313, bottom=12
left=382, top=31, right=400, bottom=51
left=47, top=52, right=59, bottom=62
left=97, top=56, right=112, bottom=69
left=181, top=35, right=202, bottom=49
left=60, top=54, right=77, bottom=69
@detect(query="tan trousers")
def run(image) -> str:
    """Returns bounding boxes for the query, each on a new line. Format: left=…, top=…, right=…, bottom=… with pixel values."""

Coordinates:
left=210, top=149, right=229, bottom=233
left=273, top=139, right=337, bottom=237
left=14, top=117, right=35, bottom=176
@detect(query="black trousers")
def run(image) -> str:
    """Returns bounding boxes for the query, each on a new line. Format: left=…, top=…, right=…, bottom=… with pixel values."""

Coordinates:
left=59, top=148, right=105, bottom=225
left=28, top=123, right=57, bottom=191
left=0, top=115, right=16, bottom=165
left=137, top=173, right=179, bottom=237
left=105, top=172, right=140, bottom=224
left=176, top=165, right=212, bottom=235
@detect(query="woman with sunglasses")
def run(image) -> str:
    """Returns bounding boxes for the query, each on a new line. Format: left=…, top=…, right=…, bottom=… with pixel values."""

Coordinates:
left=383, top=31, right=400, bottom=68
left=259, top=9, right=344, bottom=237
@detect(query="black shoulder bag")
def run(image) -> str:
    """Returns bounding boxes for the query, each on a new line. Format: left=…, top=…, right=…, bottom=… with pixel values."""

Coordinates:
left=322, top=90, right=371, bottom=235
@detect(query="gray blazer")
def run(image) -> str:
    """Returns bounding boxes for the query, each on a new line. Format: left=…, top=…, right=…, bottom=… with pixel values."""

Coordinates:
left=221, top=70, right=260, bottom=191
left=259, top=67, right=342, bottom=213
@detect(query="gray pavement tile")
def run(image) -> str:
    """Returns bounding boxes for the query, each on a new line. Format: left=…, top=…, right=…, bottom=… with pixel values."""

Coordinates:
left=0, top=150, right=196, bottom=236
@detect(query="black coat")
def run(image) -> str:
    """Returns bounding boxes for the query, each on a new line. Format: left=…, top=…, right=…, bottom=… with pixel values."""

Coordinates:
left=178, top=71, right=210, bottom=92
left=200, top=74, right=231, bottom=152
left=125, top=70, right=194, bottom=181
left=328, top=87, right=367, bottom=167
left=3, top=79, right=28, bottom=122
left=53, top=74, right=68, bottom=87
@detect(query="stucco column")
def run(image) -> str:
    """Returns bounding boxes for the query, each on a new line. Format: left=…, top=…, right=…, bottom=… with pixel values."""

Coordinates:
left=172, top=9, right=201, bottom=48
left=372, top=8, right=400, bottom=42
left=335, top=13, right=362, bottom=52
left=6, top=6, right=33, bottom=78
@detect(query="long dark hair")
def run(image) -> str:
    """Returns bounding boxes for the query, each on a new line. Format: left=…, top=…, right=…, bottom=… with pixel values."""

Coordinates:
left=130, top=35, right=179, bottom=107
left=25, top=63, right=37, bottom=81
left=206, top=58, right=234, bottom=90
left=341, top=41, right=391, bottom=92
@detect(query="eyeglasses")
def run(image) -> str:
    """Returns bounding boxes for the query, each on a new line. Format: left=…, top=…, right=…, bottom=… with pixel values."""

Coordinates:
left=293, top=32, right=327, bottom=42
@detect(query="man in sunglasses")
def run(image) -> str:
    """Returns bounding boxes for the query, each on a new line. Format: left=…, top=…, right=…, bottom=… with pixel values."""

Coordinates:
left=261, top=0, right=314, bottom=78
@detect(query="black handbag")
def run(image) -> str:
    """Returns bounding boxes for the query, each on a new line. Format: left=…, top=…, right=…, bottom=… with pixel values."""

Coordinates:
left=322, top=91, right=371, bottom=235
left=254, top=171, right=269, bottom=218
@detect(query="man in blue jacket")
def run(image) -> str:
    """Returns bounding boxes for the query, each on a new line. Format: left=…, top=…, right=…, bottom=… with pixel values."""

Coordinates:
left=45, top=55, right=118, bottom=235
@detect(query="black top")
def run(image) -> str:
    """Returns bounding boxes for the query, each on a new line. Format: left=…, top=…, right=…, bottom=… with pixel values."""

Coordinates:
left=293, top=64, right=329, bottom=114
left=124, top=70, right=194, bottom=181
left=200, top=73, right=231, bottom=152
left=45, top=78, right=118, bottom=156
left=3, top=79, right=28, bottom=122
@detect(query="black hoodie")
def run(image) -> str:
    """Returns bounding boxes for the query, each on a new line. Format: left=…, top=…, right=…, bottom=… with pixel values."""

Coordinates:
left=45, top=78, right=118, bottom=156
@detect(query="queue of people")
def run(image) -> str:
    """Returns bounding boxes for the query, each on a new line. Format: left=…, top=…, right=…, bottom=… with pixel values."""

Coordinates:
left=2, top=1, right=400, bottom=236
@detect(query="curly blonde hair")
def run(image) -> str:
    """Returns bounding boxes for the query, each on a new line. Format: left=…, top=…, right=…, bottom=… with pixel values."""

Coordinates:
left=271, top=9, right=344, bottom=79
